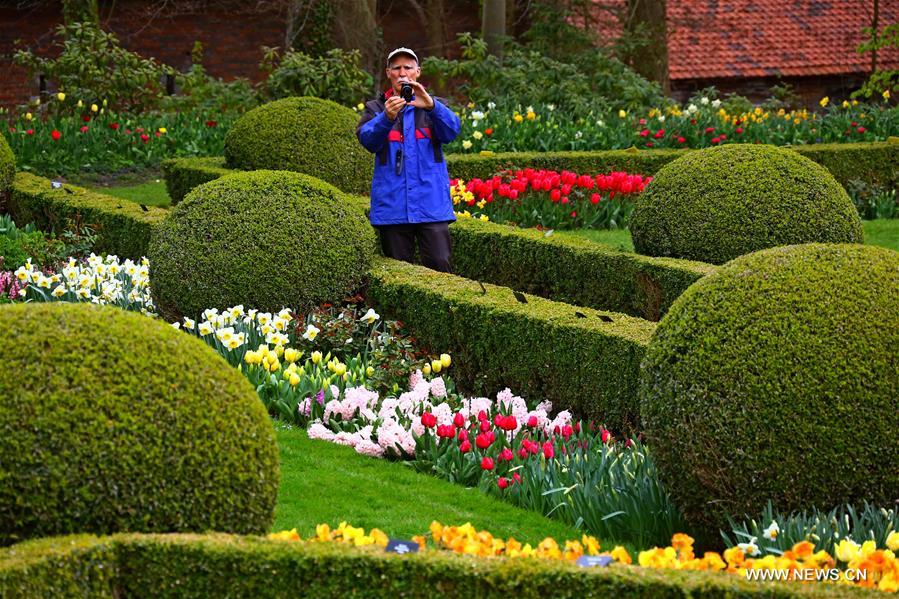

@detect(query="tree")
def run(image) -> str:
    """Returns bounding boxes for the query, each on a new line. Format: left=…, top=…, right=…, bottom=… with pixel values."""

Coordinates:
left=482, top=0, right=506, bottom=58
left=622, top=0, right=669, bottom=94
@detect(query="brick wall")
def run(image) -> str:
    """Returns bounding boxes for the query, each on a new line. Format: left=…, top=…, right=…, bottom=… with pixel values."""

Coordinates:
left=0, top=0, right=480, bottom=110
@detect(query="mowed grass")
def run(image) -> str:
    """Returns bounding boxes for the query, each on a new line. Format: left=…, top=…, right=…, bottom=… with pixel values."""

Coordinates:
left=86, top=179, right=171, bottom=207
left=273, top=425, right=586, bottom=546
left=560, top=220, right=899, bottom=253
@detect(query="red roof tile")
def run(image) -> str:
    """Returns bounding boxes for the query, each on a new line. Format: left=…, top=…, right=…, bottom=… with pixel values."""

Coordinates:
left=591, top=0, right=899, bottom=80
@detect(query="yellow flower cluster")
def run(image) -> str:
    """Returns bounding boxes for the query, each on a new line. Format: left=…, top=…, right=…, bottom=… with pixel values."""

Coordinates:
left=450, top=180, right=474, bottom=207
left=268, top=521, right=389, bottom=548
left=427, top=521, right=630, bottom=564
left=638, top=534, right=899, bottom=593
left=454, top=210, right=489, bottom=222
left=421, top=353, right=451, bottom=375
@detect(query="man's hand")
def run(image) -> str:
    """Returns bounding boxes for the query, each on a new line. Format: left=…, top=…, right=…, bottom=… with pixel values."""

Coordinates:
left=385, top=95, right=407, bottom=121
left=407, top=81, right=435, bottom=111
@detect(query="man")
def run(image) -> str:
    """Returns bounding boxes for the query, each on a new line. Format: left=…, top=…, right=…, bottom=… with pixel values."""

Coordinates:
left=356, top=47, right=461, bottom=273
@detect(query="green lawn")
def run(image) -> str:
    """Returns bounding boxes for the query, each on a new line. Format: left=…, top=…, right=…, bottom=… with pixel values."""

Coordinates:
left=560, top=220, right=899, bottom=253
left=273, top=424, right=586, bottom=546
left=85, top=179, right=171, bottom=207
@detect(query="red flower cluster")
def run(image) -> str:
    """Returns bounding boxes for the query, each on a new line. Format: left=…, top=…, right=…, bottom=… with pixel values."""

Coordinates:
left=455, top=169, right=649, bottom=207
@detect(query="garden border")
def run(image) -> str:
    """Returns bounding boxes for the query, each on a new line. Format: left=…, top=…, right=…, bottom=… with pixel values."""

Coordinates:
left=366, top=257, right=656, bottom=432
left=8, top=172, right=166, bottom=260
left=0, top=533, right=872, bottom=598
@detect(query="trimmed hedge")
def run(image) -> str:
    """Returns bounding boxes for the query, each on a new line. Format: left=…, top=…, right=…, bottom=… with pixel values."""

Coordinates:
left=445, top=141, right=899, bottom=192
left=224, top=96, right=373, bottom=194
left=0, top=133, right=14, bottom=195
left=149, top=170, right=376, bottom=320
left=0, top=303, right=280, bottom=547
left=1, top=533, right=872, bottom=598
left=629, top=144, right=864, bottom=264
left=161, top=156, right=234, bottom=205
left=639, top=244, right=899, bottom=543
left=450, top=218, right=715, bottom=320
left=366, top=257, right=656, bottom=433
left=7, top=172, right=165, bottom=259
left=162, top=141, right=899, bottom=206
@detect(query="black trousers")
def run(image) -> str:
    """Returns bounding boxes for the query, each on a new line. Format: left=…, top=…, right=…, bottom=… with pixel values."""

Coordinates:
left=377, top=221, right=452, bottom=273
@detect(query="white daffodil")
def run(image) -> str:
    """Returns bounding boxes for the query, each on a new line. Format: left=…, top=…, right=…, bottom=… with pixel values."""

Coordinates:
left=711, top=99, right=721, bottom=108
left=763, top=521, right=780, bottom=541
left=216, top=327, right=235, bottom=344
left=360, top=308, right=380, bottom=324
left=471, top=110, right=485, bottom=120
left=302, top=324, right=320, bottom=341
left=229, top=305, right=245, bottom=318
left=738, top=538, right=760, bottom=556
left=183, top=317, right=196, bottom=330
left=198, top=321, right=214, bottom=336
left=487, top=101, right=496, bottom=110
left=700, top=97, right=709, bottom=105
left=51, top=284, right=67, bottom=297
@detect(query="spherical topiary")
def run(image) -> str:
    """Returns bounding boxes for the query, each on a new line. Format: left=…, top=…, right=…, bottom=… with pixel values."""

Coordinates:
left=0, top=302, right=280, bottom=546
left=149, top=170, right=376, bottom=320
left=639, top=243, right=899, bottom=543
left=224, top=96, right=373, bottom=194
left=0, top=133, right=15, bottom=193
left=629, top=144, right=864, bottom=264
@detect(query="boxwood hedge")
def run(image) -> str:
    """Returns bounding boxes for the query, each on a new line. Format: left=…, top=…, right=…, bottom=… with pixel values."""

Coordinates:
left=0, top=533, right=871, bottom=598
left=0, top=303, right=280, bottom=547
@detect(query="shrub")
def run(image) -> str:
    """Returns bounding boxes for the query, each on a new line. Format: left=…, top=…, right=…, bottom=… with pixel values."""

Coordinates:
left=223, top=97, right=373, bottom=194
left=639, top=244, right=899, bottom=544
left=0, top=133, right=14, bottom=195
left=0, top=302, right=280, bottom=546
left=149, top=170, right=376, bottom=320
left=629, top=145, right=864, bottom=264
left=259, top=47, right=373, bottom=108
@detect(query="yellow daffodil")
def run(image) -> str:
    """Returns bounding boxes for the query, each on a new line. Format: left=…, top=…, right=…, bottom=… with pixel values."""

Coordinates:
left=268, top=528, right=300, bottom=541
left=525, top=110, right=536, bottom=120
left=884, top=89, right=891, bottom=100
left=513, top=113, right=523, bottom=123
left=819, top=96, right=829, bottom=107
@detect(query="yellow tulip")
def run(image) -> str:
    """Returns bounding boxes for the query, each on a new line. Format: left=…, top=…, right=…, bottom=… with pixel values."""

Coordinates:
left=884, top=90, right=891, bottom=100
left=91, top=103, right=98, bottom=113
left=431, top=359, right=442, bottom=373
left=440, top=353, right=451, bottom=368
left=57, top=92, right=66, bottom=101
left=24, top=112, right=32, bottom=121
left=887, top=531, right=899, bottom=552
left=158, top=127, right=167, bottom=134
left=819, top=96, right=829, bottom=108
left=618, top=109, right=627, bottom=118
left=77, top=100, right=83, bottom=108
left=311, top=350, right=322, bottom=364
left=422, top=363, right=432, bottom=375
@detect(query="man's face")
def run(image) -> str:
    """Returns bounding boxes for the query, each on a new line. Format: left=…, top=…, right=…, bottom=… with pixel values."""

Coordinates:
left=386, top=56, right=420, bottom=93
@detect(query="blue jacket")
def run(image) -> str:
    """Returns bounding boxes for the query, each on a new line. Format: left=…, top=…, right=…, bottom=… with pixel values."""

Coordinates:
left=356, top=91, right=461, bottom=225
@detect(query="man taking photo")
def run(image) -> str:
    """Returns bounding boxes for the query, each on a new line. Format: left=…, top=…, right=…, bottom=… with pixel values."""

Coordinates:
left=356, top=47, right=461, bottom=273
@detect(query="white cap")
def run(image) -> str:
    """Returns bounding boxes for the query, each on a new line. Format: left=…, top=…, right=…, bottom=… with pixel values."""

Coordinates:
left=386, top=47, right=418, bottom=66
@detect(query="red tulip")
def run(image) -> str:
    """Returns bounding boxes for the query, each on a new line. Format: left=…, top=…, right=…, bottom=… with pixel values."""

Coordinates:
left=735, top=127, right=743, bottom=134
left=518, top=447, right=528, bottom=459
left=512, top=473, right=521, bottom=484
left=485, top=128, right=493, bottom=135
left=481, top=456, right=494, bottom=471
left=140, top=133, right=150, bottom=143
left=82, top=115, right=91, bottom=123
left=550, top=188, right=561, bottom=202
left=26, top=129, right=34, bottom=136
left=601, top=429, right=611, bottom=444
left=646, top=142, right=654, bottom=148
left=437, top=425, right=456, bottom=438
left=857, top=126, right=866, bottom=133
left=542, top=441, right=554, bottom=459
left=654, top=129, right=665, bottom=138
left=639, top=129, right=650, bottom=137
left=497, top=477, right=509, bottom=489
left=677, top=136, right=686, bottom=143
left=109, top=123, right=120, bottom=130
left=460, top=440, right=471, bottom=453
left=206, top=120, right=217, bottom=127
left=499, top=448, right=514, bottom=462
left=479, top=420, right=491, bottom=433
left=79, top=126, right=88, bottom=133
left=421, top=412, right=437, bottom=428
left=477, top=410, right=488, bottom=422
left=561, top=424, right=573, bottom=440
left=475, top=433, right=492, bottom=450
left=705, top=127, right=715, bottom=134
left=453, top=412, right=465, bottom=428
left=50, top=129, right=61, bottom=141
left=457, top=428, right=468, bottom=441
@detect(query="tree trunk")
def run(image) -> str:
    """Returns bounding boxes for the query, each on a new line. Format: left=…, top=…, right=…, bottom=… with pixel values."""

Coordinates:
left=424, top=0, right=448, bottom=57
left=624, top=0, right=669, bottom=93
left=482, top=0, right=506, bottom=58
left=62, top=0, right=99, bottom=24
left=330, top=0, right=382, bottom=92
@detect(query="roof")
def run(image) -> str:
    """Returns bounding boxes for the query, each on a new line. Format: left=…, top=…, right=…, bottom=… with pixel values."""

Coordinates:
left=591, top=0, right=899, bottom=80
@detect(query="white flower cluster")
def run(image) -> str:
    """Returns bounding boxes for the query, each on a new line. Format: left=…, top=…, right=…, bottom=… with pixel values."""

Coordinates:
left=14, top=254, right=154, bottom=315
left=173, top=305, right=295, bottom=351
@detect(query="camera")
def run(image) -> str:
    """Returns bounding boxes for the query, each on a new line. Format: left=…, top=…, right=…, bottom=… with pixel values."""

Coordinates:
left=400, top=82, right=414, bottom=102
